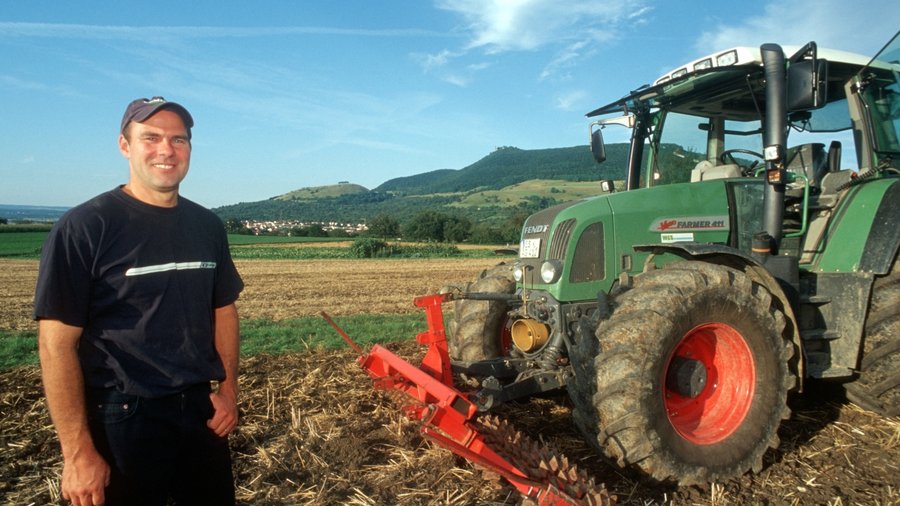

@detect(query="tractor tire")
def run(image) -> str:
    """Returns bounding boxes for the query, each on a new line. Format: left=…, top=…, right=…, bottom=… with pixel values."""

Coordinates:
left=845, top=259, right=900, bottom=417
left=570, top=261, right=795, bottom=485
left=447, top=263, right=516, bottom=362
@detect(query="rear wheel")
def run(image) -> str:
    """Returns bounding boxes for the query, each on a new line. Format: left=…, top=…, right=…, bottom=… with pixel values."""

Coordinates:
left=571, top=262, right=794, bottom=484
left=447, top=263, right=516, bottom=362
left=845, top=259, right=900, bottom=417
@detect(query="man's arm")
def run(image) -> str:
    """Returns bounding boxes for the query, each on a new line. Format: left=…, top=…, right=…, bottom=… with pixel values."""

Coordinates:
left=38, top=319, right=110, bottom=505
left=207, top=303, right=240, bottom=437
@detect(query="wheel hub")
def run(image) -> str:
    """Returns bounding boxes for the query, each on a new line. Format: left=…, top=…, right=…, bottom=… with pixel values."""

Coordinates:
left=666, top=356, right=707, bottom=398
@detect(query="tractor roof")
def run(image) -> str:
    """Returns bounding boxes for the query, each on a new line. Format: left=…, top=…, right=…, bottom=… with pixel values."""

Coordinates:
left=586, top=45, right=872, bottom=121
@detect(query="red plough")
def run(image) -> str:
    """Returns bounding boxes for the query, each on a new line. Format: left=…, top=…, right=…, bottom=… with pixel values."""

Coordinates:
left=322, top=294, right=614, bottom=506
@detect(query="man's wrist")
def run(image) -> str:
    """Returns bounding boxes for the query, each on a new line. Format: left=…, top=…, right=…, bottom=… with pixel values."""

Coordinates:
left=211, top=380, right=238, bottom=400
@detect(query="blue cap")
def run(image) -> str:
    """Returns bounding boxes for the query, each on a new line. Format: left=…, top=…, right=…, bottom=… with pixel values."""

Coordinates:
left=120, top=96, right=193, bottom=138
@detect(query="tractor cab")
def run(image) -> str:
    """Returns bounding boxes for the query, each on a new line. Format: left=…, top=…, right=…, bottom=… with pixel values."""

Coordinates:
left=587, top=45, right=877, bottom=194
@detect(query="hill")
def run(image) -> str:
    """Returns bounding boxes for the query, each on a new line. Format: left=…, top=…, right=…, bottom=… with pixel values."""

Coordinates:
left=272, top=182, right=368, bottom=201
left=213, top=144, right=629, bottom=224
left=375, top=144, right=628, bottom=195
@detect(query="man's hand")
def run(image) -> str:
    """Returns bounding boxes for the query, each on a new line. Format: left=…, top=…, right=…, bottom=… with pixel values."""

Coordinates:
left=207, top=389, right=238, bottom=437
left=61, top=443, right=110, bottom=506
left=209, top=303, right=240, bottom=438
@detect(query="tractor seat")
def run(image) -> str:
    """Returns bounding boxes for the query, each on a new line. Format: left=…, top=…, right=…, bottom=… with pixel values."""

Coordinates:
left=691, top=160, right=742, bottom=182
left=785, top=143, right=828, bottom=188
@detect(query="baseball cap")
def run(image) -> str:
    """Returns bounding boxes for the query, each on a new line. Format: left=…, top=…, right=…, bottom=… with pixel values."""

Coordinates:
left=120, top=96, right=194, bottom=138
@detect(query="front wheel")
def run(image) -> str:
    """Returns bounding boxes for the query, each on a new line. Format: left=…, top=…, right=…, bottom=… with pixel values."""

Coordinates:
left=447, top=263, right=516, bottom=363
left=571, top=262, right=795, bottom=484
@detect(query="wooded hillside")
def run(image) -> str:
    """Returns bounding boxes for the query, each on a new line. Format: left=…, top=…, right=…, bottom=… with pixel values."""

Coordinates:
left=213, top=144, right=628, bottom=224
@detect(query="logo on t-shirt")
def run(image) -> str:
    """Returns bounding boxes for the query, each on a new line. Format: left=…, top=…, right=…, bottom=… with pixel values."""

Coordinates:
left=125, top=261, right=217, bottom=277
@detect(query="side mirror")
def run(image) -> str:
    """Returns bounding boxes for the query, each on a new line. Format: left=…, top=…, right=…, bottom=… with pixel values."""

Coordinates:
left=590, top=127, right=606, bottom=163
left=787, top=56, right=828, bottom=111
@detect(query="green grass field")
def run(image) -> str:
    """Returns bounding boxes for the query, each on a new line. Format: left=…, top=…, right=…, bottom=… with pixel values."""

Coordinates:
left=0, top=313, right=429, bottom=370
left=0, top=231, right=497, bottom=260
left=0, top=230, right=347, bottom=258
left=0, top=231, right=49, bottom=258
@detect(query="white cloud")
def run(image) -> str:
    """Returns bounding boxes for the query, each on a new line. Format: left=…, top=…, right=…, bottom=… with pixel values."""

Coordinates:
left=437, top=0, right=649, bottom=52
left=555, top=90, right=589, bottom=111
left=412, top=49, right=481, bottom=86
left=540, top=40, right=594, bottom=81
left=416, top=49, right=459, bottom=71
left=442, top=73, right=473, bottom=87
left=426, top=0, right=651, bottom=81
left=695, top=0, right=898, bottom=56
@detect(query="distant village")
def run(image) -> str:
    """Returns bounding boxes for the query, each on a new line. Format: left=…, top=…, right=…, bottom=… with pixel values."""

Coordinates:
left=237, top=219, right=368, bottom=236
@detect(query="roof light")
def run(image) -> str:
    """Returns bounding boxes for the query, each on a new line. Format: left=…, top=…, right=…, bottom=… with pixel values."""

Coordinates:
left=651, top=47, right=758, bottom=87
left=716, top=50, right=738, bottom=66
left=693, top=58, right=713, bottom=71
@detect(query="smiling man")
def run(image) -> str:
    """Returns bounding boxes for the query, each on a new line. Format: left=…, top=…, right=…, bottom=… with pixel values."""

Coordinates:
left=34, top=97, right=244, bottom=506
left=118, top=98, right=193, bottom=206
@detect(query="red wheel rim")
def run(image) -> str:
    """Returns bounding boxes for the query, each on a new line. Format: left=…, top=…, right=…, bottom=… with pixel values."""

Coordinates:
left=499, top=315, right=513, bottom=355
left=664, top=322, right=755, bottom=445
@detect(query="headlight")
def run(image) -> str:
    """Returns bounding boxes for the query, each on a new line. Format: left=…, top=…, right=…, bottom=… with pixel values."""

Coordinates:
left=540, top=260, right=563, bottom=283
left=513, top=263, right=524, bottom=282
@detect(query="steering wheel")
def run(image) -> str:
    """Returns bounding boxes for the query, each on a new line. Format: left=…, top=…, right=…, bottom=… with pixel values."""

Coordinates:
left=719, top=149, right=765, bottom=175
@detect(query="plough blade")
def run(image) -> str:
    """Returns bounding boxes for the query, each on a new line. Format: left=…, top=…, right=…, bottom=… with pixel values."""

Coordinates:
left=321, top=295, right=615, bottom=506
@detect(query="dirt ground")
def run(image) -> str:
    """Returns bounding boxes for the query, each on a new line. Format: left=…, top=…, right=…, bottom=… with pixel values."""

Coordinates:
left=1, top=258, right=898, bottom=505
left=0, top=258, right=503, bottom=330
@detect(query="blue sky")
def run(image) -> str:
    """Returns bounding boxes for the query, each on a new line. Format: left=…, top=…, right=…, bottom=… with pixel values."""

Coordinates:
left=1, top=0, right=897, bottom=208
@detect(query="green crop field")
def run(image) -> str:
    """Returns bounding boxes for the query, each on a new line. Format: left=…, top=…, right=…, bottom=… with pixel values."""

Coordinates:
left=0, top=231, right=497, bottom=261
left=0, top=313, right=427, bottom=369
left=0, top=231, right=346, bottom=258
left=226, top=235, right=347, bottom=245
left=0, top=231, right=49, bottom=258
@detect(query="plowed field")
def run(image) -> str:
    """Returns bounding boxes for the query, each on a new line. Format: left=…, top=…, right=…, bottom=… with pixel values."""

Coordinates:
left=1, top=258, right=898, bottom=505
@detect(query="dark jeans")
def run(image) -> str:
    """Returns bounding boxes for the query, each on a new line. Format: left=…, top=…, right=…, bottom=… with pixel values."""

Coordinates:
left=86, top=384, right=235, bottom=506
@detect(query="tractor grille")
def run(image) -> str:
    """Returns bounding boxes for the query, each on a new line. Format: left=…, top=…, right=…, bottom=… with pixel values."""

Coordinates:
left=519, top=204, right=581, bottom=283
left=549, top=219, right=576, bottom=259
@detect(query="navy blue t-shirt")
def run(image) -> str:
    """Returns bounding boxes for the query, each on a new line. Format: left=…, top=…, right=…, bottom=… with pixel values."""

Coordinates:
left=34, top=187, right=244, bottom=397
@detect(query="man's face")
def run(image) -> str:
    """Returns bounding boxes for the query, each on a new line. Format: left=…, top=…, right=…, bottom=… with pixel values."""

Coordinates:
left=118, top=109, right=191, bottom=202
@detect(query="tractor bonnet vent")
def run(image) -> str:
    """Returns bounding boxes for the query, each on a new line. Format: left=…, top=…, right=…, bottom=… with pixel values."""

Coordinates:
left=549, top=219, right=577, bottom=259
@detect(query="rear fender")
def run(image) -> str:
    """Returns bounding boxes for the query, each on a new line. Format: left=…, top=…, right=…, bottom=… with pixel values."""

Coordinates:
left=816, top=178, right=899, bottom=274
left=859, top=178, right=900, bottom=274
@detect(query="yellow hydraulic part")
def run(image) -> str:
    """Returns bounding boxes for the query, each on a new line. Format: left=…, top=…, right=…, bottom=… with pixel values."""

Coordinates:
left=511, top=318, right=550, bottom=352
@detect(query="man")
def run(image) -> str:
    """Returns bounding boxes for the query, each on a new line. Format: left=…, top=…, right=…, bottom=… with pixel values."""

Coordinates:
left=34, top=97, right=244, bottom=506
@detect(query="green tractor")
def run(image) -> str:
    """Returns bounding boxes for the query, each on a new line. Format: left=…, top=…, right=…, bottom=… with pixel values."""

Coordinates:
left=447, top=32, right=900, bottom=484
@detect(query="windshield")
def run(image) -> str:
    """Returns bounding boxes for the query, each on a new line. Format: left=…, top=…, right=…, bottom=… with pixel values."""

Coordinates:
left=857, top=31, right=900, bottom=156
left=641, top=112, right=763, bottom=187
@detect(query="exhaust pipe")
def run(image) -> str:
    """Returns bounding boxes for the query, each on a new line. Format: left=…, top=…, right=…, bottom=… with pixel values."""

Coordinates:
left=760, top=43, right=787, bottom=251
